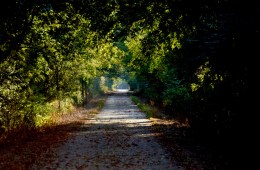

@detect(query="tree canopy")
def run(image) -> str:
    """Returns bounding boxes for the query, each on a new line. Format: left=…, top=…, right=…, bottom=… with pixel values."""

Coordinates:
left=0, top=0, right=256, bottom=158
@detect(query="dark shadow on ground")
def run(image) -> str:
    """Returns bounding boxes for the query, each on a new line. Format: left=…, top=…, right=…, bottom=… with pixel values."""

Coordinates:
left=0, top=92, right=235, bottom=170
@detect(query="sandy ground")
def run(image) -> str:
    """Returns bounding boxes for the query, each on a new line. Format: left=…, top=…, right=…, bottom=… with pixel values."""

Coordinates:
left=31, top=92, right=184, bottom=170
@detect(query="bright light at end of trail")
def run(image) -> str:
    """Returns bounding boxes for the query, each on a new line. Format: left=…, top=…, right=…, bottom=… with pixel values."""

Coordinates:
left=116, top=89, right=129, bottom=93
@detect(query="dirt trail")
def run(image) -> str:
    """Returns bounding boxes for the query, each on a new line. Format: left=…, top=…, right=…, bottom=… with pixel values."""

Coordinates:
left=31, top=92, right=183, bottom=170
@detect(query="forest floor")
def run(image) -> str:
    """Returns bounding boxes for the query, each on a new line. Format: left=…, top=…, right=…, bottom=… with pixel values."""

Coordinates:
left=0, top=92, right=232, bottom=170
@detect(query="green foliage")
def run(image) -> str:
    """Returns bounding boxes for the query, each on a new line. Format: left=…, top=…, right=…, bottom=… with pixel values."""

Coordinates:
left=0, top=2, right=124, bottom=136
left=120, top=0, right=251, bottom=145
left=131, top=96, right=157, bottom=118
left=99, top=76, right=110, bottom=93
left=162, top=85, right=191, bottom=113
left=131, top=96, right=140, bottom=104
left=0, top=0, right=253, bottom=153
left=71, top=91, right=83, bottom=106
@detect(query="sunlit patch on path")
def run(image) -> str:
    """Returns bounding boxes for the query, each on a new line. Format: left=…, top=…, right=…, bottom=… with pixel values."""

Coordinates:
left=32, top=92, right=183, bottom=170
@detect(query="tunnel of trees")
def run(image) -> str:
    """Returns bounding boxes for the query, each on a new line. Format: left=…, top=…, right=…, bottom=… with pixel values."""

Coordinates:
left=0, top=0, right=256, bottom=162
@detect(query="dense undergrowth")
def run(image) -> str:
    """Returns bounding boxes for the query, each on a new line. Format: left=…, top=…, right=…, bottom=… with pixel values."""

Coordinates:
left=0, top=94, right=107, bottom=169
left=0, top=93, right=107, bottom=147
left=130, top=93, right=240, bottom=170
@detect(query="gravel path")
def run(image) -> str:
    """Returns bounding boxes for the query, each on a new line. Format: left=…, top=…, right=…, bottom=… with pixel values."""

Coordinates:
left=32, top=92, right=183, bottom=170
